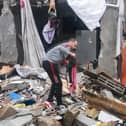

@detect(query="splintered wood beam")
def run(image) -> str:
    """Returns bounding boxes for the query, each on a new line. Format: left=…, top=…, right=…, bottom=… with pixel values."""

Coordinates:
left=82, top=89, right=126, bottom=119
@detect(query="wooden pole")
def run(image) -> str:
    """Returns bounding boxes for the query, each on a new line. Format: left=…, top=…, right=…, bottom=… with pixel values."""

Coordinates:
left=82, top=89, right=126, bottom=119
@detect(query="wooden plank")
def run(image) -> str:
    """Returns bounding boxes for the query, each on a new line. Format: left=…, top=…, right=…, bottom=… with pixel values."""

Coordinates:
left=82, top=89, right=126, bottom=119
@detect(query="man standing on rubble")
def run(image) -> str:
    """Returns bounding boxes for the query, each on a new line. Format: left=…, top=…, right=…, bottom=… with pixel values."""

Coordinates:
left=42, top=38, right=78, bottom=108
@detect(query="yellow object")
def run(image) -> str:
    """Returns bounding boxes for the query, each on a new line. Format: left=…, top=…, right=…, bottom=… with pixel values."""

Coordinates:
left=14, top=104, right=26, bottom=108
left=96, top=122, right=106, bottom=126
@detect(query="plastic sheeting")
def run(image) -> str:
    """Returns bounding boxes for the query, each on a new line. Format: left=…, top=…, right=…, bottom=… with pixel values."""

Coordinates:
left=14, top=64, right=48, bottom=79
left=21, top=0, right=45, bottom=67
left=66, top=0, right=106, bottom=31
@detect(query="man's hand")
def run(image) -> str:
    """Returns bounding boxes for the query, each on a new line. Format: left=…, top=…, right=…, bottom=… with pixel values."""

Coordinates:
left=48, top=0, right=55, bottom=13
left=60, top=59, right=69, bottom=65
left=70, top=52, right=76, bottom=57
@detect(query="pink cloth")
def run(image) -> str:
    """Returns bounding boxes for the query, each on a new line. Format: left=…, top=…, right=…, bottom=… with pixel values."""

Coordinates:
left=69, top=66, right=77, bottom=93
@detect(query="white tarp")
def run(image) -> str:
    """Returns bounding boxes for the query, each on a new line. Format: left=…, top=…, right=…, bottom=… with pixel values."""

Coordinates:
left=20, top=0, right=45, bottom=67
left=66, top=0, right=106, bottom=31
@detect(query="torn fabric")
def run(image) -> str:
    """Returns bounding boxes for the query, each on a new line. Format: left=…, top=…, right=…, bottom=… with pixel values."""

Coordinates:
left=66, top=0, right=106, bottom=31
left=42, top=21, right=55, bottom=44
left=20, top=0, right=45, bottom=67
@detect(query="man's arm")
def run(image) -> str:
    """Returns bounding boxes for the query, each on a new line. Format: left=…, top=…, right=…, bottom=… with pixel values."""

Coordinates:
left=60, top=46, right=76, bottom=58
left=48, top=0, right=55, bottom=13
left=69, top=52, right=76, bottom=58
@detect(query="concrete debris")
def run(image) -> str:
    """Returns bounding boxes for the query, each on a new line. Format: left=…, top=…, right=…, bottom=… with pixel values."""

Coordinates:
left=85, top=105, right=99, bottom=119
left=35, top=117, right=62, bottom=126
left=0, top=64, right=126, bottom=126
left=0, top=114, right=33, bottom=126
left=1, top=80, right=30, bottom=91
left=81, top=67, right=126, bottom=96
left=82, top=89, right=126, bottom=119
left=74, top=113, right=97, bottom=126
left=0, top=104, right=17, bottom=121
left=63, top=108, right=79, bottom=126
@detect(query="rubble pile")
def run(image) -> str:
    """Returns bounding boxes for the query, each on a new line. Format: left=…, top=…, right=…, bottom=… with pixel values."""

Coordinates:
left=0, top=64, right=126, bottom=126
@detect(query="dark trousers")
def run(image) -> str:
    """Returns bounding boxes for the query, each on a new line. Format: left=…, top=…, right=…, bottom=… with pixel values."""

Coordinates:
left=43, top=60, right=62, bottom=105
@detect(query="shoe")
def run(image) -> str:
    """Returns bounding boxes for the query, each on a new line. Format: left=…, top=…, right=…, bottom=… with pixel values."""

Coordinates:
left=70, top=92, right=76, bottom=98
left=42, top=108, right=56, bottom=116
left=56, top=105, right=67, bottom=115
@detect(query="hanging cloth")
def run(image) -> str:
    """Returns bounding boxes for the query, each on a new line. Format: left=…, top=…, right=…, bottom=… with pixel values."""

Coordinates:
left=66, top=0, right=106, bottom=31
left=42, top=20, right=55, bottom=44
left=20, top=0, right=45, bottom=67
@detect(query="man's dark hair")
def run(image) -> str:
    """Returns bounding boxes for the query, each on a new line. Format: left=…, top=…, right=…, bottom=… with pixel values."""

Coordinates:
left=48, top=10, right=57, bottom=20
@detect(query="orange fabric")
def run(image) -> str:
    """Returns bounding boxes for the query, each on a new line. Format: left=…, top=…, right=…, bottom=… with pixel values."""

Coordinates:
left=121, top=42, right=126, bottom=86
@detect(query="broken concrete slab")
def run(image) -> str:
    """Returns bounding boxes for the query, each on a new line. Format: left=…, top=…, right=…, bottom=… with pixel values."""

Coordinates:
left=36, top=117, right=62, bottom=126
left=74, top=113, right=97, bottom=126
left=63, top=109, right=79, bottom=126
left=0, top=115, right=33, bottom=126
left=1, top=80, right=30, bottom=91
left=0, top=104, right=17, bottom=121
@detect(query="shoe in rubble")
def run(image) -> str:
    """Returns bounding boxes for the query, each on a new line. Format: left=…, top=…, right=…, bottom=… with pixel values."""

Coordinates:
left=56, top=105, right=67, bottom=115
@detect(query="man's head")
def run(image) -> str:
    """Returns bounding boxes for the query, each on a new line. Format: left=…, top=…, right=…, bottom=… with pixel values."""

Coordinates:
left=48, top=10, right=57, bottom=28
left=68, top=38, right=78, bottom=49
left=48, top=10, right=57, bottom=20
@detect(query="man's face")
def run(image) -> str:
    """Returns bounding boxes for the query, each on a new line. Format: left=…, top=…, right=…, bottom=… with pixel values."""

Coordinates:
left=71, top=41, right=78, bottom=49
left=50, top=18, right=57, bottom=28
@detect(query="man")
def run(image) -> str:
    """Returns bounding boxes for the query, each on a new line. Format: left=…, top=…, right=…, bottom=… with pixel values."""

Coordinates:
left=42, top=38, right=78, bottom=108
